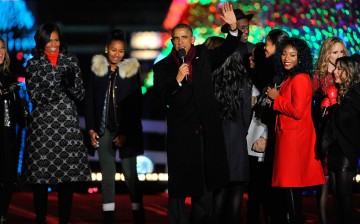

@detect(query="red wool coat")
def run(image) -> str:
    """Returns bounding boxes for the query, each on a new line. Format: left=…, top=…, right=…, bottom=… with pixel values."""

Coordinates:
left=272, top=73, right=325, bottom=187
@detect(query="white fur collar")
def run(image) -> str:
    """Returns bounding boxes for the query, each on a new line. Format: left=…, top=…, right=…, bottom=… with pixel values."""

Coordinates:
left=91, top=54, right=140, bottom=78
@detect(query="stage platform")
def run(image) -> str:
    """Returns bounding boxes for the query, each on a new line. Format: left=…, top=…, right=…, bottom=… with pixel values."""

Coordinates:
left=6, top=191, right=360, bottom=223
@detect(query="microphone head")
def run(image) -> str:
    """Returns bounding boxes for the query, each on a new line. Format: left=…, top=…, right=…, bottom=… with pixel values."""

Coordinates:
left=272, top=75, right=282, bottom=87
left=177, top=48, right=186, bottom=58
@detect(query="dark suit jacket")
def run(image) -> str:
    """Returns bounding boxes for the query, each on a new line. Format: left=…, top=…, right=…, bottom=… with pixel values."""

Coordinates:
left=153, top=33, right=240, bottom=197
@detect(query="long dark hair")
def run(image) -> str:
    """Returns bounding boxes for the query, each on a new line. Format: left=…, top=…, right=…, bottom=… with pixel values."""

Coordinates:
left=267, top=29, right=290, bottom=81
left=204, top=36, right=252, bottom=120
left=280, top=37, right=314, bottom=78
left=32, top=22, right=68, bottom=58
left=336, top=55, right=360, bottom=103
left=251, top=42, right=274, bottom=91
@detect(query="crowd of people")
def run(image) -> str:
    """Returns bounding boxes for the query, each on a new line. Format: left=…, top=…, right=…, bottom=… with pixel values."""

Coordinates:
left=0, top=1, right=359, bottom=224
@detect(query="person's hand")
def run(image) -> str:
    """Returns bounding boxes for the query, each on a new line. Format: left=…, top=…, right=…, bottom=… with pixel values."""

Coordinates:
left=113, top=135, right=127, bottom=148
left=321, top=97, right=330, bottom=109
left=325, top=85, right=338, bottom=105
left=252, top=137, right=267, bottom=153
left=220, top=2, right=236, bottom=30
left=249, top=54, right=255, bottom=69
left=266, top=87, right=279, bottom=101
left=61, top=66, right=76, bottom=88
left=176, top=63, right=189, bottom=83
left=89, top=130, right=99, bottom=148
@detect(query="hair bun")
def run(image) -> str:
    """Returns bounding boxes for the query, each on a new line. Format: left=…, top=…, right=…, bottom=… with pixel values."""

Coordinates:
left=106, top=29, right=126, bottom=46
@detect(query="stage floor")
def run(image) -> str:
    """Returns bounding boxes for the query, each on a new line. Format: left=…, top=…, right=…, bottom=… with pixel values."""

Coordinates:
left=7, top=192, right=360, bottom=223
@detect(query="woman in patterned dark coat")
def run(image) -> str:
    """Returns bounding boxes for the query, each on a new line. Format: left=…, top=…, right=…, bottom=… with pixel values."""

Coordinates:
left=23, top=23, right=91, bottom=224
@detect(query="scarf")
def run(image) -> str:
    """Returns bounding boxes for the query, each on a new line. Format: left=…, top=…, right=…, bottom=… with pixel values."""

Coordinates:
left=171, top=45, right=196, bottom=81
left=44, top=49, right=59, bottom=67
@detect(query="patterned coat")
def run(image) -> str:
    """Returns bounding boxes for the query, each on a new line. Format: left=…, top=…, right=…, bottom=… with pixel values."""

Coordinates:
left=23, top=53, right=91, bottom=184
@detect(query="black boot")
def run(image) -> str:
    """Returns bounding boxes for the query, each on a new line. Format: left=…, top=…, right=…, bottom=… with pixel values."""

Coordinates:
left=103, top=211, right=115, bottom=224
left=0, top=216, right=6, bottom=224
left=133, top=209, right=145, bottom=224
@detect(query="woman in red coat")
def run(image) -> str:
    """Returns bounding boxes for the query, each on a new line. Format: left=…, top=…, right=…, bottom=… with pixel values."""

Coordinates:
left=267, top=37, right=325, bottom=224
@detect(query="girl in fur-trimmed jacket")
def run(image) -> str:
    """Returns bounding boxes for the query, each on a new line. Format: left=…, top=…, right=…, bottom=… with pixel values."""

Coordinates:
left=84, top=30, right=145, bottom=224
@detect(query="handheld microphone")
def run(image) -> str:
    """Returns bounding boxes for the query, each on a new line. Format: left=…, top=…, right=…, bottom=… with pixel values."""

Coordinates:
left=178, top=48, right=186, bottom=63
left=271, top=75, right=282, bottom=88
left=268, top=75, right=282, bottom=107
left=322, top=107, right=328, bottom=117
left=177, top=48, right=187, bottom=81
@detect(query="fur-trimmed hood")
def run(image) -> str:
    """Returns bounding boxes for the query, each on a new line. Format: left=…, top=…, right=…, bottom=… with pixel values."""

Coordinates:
left=91, top=54, right=140, bottom=78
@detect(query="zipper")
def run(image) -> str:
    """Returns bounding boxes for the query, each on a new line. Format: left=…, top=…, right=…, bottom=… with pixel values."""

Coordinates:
left=112, top=72, right=118, bottom=128
left=104, top=72, right=114, bottom=128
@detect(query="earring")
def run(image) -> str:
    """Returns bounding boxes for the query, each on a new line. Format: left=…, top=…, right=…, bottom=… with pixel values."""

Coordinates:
left=104, top=47, right=108, bottom=54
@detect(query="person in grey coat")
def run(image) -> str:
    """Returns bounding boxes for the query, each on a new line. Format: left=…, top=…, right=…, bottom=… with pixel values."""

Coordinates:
left=23, top=23, right=91, bottom=224
left=205, top=36, right=252, bottom=224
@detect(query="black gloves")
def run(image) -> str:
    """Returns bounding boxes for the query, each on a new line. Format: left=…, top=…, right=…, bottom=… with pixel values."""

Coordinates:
left=0, top=83, right=20, bottom=96
left=60, top=66, right=76, bottom=88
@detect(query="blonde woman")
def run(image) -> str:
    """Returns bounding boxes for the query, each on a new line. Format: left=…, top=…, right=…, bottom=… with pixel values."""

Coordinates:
left=312, top=37, right=348, bottom=224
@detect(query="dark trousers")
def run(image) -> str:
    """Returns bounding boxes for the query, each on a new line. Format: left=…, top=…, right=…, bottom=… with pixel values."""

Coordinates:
left=284, top=187, right=303, bottom=224
left=0, top=128, right=18, bottom=220
left=247, top=156, right=272, bottom=224
left=33, top=183, right=74, bottom=224
left=329, top=171, right=354, bottom=224
left=213, top=182, right=245, bottom=224
left=168, top=191, right=215, bottom=224
left=0, top=183, right=14, bottom=218
left=247, top=156, right=288, bottom=224
left=168, top=133, right=216, bottom=224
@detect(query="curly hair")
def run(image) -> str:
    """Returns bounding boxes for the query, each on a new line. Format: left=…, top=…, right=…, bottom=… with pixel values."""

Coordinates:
left=280, top=37, right=314, bottom=78
left=315, top=37, right=348, bottom=77
left=0, top=37, right=10, bottom=74
left=204, top=36, right=252, bottom=121
left=336, top=55, right=360, bottom=103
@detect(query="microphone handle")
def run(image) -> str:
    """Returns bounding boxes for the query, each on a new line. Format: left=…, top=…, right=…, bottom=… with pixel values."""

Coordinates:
left=322, top=107, right=327, bottom=117
left=181, top=57, right=188, bottom=82
left=181, top=57, right=185, bottom=64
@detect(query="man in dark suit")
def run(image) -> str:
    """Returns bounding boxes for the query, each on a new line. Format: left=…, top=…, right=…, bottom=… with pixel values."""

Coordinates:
left=152, top=2, right=241, bottom=224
